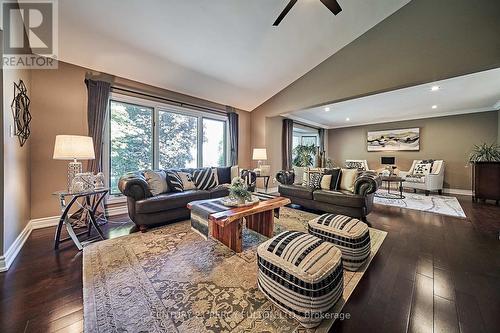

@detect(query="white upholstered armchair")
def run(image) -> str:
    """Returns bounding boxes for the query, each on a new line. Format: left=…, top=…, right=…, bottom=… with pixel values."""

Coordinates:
left=399, top=160, right=445, bottom=195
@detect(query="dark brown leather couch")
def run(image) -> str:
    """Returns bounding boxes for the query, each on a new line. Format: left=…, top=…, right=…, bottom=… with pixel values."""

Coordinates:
left=276, top=170, right=381, bottom=222
left=118, top=168, right=232, bottom=231
left=118, top=168, right=257, bottom=231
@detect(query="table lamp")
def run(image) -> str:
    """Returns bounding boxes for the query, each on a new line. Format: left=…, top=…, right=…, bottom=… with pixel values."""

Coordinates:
left=53, top=135, right=95, bottom=190
left=252, top=148, right=267, bottom=175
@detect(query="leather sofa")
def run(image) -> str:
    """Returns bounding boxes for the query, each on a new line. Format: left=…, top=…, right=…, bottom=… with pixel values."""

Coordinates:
left=276, top=170, right=381, bottom=222
left=118, top=167, right=255, bottom=231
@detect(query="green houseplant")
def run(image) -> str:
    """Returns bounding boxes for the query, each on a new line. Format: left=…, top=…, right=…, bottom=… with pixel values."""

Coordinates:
left=229, top=177, right=252, bottom=203
left=292, top=144, right=317, bottom=167
left=469, top=143, right=500, bottom=162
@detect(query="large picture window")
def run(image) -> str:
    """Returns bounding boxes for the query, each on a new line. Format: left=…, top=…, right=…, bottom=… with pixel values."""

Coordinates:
left=106, top=95, right=228, bottom=194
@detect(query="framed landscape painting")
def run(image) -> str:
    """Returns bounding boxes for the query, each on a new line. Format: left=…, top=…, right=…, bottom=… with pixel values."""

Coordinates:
left=367, top=128, right=420, bottom=151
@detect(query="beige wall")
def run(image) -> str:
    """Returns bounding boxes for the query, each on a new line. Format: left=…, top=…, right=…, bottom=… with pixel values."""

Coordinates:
left=3, top=68, right=32, bottom=252
left=30, top=61, right=251, bottom=219
left=251, top=0, right=500, bottom=173
left=30, top=62, right=89, bottom=219
left=327, top=111, right=498, bottom=190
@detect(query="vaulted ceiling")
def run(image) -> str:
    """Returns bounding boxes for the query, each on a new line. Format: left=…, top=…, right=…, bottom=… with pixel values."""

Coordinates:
left=58, top=0, right=410, bottom=110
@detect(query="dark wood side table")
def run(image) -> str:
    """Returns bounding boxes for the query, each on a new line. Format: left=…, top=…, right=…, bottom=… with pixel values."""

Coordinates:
left=256, top=175, right=270, bottom=192
left=375, top=176, right=405, bottom=199
left=52, top=188, right=109, bottom=250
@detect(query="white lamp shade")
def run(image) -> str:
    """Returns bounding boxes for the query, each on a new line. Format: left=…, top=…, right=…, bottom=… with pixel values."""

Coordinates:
left=53, top=135, right=95, bottom=160
left=252, top=148, right=267, bottom=160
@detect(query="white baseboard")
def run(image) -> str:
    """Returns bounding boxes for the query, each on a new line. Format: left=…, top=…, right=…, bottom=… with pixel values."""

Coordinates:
left=0, top=203, right=128, bottom=272
left=443, top=188, right=473, bottom=196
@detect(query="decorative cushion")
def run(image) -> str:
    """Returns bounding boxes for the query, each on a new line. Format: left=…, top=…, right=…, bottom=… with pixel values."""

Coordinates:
left=216, top=166, right=231, bottom=184
left=144, top=170, right=169, bottom=196
left=178, top=171, right=196, bottom=190
left=192, top=168, right=218, bottom=190
left=413, top=163, right=432, bottom=176
left=324, top=168, right=341, bottom=190
left=339, top=168, right=358, bottom=192
left=345, top=161, right=365, bottom=171
left=257, top=231, right=343, bottom=328
left=302, top=169, right=324, bottom=187
left=165, top=170, right=184, bottom=192
left=230, top=165, right=239, bottom=180
left=320, top=174, right=332, bottom=190
left=308, top=172, right=322, bottom=189
left=308, top=214, right=371, bottom=271
left=404, top=174, right=426, bottom=183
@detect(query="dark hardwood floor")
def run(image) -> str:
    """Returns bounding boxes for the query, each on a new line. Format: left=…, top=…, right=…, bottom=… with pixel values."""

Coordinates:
left=1, top=196, right=499, bottom=333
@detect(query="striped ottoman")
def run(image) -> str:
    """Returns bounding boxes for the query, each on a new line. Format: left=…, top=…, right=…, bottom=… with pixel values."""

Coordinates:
left=257, top=231, right=343, bottom=328
left=308, top=214, right=371, bottom=271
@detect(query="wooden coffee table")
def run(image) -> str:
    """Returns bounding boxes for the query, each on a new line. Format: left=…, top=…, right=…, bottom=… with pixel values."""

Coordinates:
left=187, top=197, right=291, bottom=253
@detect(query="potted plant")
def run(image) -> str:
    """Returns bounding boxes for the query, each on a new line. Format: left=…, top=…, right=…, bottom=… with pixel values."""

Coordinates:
left=228, top=177, right=253, bottom=204
left=469, top=143, right=500, bottom=204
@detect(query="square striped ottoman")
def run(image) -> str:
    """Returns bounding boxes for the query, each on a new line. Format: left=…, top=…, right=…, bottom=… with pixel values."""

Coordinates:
left=308, top=214, right=371, bottom=271
left=257, top=231, right=344, bottom=328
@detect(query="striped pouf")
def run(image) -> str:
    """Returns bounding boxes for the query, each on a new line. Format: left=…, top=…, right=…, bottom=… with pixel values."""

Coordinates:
left=257, top=231, right=343, bottom=328
left=307, top=214, right=371, bottom=271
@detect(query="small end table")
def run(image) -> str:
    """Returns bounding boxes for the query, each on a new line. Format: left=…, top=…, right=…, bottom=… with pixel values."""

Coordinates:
left=375, top=176, right=405, bottom=199
left=256, top=175, right=270, bottom=192
left=52, top=188, right=109, bottom=250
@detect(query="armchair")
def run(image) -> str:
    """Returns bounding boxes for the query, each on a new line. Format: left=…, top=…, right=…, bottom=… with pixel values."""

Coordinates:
left=399, top=160, right=445, bottom=195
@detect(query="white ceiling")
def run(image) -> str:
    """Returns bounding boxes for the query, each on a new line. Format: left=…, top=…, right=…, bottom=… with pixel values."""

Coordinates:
left=284, top=67, right=500, bottom=128
left=58, top=0, right=410, bottom=111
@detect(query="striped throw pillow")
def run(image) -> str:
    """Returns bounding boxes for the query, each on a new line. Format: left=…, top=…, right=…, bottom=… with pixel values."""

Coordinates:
left=165, top=170, right=184, bottom=192
left=192, top=168, right=218, bottom=190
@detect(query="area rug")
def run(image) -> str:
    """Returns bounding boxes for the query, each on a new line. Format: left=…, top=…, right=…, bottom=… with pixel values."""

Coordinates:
left=83, top=207, right=387, bottom=333
left=374, top=189, right=466, bottom=218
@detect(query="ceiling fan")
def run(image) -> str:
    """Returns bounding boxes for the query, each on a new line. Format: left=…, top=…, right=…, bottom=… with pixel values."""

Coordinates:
left=273, top=0, right=342, bottom=26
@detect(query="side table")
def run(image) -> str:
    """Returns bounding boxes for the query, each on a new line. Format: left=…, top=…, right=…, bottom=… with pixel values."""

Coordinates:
left=375, top=176, right=405, bottom=199
left=52, top=188, right=109, bottom=250
left=256, top=175, right=270, bottom=192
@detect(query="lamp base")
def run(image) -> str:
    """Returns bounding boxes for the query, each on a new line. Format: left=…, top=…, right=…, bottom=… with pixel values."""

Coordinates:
left=68, top=161, right=82, bottom=191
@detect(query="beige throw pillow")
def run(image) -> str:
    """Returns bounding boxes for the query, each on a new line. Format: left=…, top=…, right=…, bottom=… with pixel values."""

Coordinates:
left=144, top=170, right=169, bottom=196
left=178, top=172, right=196, bottom=190
left=320, top=174, right=332, bottom=190
left=339, top=168, right=358, bottom=193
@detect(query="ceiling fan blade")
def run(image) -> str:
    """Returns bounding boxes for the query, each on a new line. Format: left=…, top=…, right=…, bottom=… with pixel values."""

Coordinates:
left=320, top=0, right=342, bottom=15
left=273, top=0, right=298, bottom=26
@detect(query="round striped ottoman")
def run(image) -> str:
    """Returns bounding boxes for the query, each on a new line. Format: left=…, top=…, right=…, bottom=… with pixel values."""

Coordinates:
left=308, top=214, right=371, bottom=271
left=257, top=231, right=343, bottom=328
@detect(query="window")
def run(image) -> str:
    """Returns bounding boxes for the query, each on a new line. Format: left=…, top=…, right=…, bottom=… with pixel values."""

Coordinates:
left=158, top=111, right=198, bottom=169
left=202, top=118, right=227, bottom=167
left=109, top=101, right=153, bottom=192
left=291, top=124, right=319, bottom=167
left=106, top=95, right=228, bottom=194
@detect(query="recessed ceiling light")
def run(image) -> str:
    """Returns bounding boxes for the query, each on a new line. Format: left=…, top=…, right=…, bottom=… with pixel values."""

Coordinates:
left=431, top=85, right=440, bottom=91
left=346, top=117, right=350, bottom=121
left=432, top=105, right=437, bottom=109
left=324, top=107, right=330, bottom=112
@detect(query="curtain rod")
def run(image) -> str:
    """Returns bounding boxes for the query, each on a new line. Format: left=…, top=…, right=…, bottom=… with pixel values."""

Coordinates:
left=111, top=86, right=228, bottom=116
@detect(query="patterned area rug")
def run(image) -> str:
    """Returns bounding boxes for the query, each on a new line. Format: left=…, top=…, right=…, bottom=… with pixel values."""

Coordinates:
left=83, top=207, right=386, bottom=333
left=374, top=189, right=466, bottom=218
